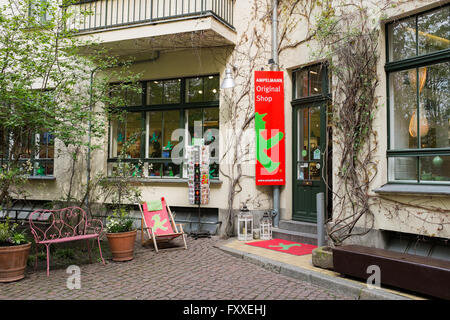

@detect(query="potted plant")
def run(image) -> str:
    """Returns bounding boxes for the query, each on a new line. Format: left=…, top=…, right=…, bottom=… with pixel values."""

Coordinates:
left=105, top=208, right=137, bottom=262
left=0, top=218, right=31, bottom=282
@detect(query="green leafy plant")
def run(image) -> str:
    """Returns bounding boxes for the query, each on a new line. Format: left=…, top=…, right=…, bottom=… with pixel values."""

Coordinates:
left=0, top=218, right=28, bottom=246
left=105, top=208, right=134, bottom=233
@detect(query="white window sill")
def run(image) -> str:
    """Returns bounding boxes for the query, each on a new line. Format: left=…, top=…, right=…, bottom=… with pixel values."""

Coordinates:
left=374, top=184, right=450, bottom=196
left=27, top=176, right=56, bottom=180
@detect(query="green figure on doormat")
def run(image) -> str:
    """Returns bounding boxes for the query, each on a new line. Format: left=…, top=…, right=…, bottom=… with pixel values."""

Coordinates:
left=268, top=243, right=302, bottom=251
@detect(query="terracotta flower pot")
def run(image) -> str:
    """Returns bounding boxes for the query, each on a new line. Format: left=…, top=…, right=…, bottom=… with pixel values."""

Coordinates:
left=106, top=230, right=137, bottom=262
left=0, top=242, right=31, bottom=282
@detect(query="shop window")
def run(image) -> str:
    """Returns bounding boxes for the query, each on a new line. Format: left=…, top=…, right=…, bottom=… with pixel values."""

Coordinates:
left=386, top=4, right=450, bottom=184
left=108, top=75, right=220, bottom=180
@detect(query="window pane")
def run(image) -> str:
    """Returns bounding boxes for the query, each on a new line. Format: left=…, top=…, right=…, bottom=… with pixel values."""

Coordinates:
left=389, top=157, right=418, bottom=181
left=147, top=81, right=163, bottom=105
left=188, top=108, right=203, bottom=144
left=419, top=62, right=450, bottom=149
left=297, top=162, right=309, bottom=180
left=204, top=75, right=219, bottom=102
left=418, top=6, right=450, bottom=56
left=309, top=107, right=321, bottom=160
left=38, top=131, right=54, bottom=159
left=109, top=84, right=141, bottom=107
left=162, top=110, right=180, bottom=159
left=295, top=69, right=308, bottom=98
left=203, top=108, right=219, bottom=142
left=388, top=17, right=416, bottom=62
left=148, top=162, right=162, bottom=177
left=298, top=108, right=308, bottom=161
left=209, top=162, right=219, bottom=179
left=163, top=162, right=180, bottom=178
left=163, top=79, right=181, bottom=104
left=148, top=111, right=162, bottom=158
left=112, top=113, right=143, bottom=158
left=17, top=131, right=34, bottom=159
left=127, top=84, right=142, bottom=106
left=420, top=155, right=450, bottom=182
left=309, top=162, right=320, bottom=180
left=389, top=69, right=418, bottom=149
left=186, top=77, right=203, bottom=103
left=204, top=107, right=219, bottom=163
left=309, top=65, right=322, bottom=95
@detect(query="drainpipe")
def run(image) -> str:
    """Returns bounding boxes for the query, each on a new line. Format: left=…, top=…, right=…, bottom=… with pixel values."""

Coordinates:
left=270, top=0, right=280, bottom=228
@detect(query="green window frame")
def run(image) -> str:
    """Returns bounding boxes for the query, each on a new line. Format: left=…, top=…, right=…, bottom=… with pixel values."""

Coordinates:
left=385, top=4, right=450, bottom=184
left=107, top=74, right=220, bottom=180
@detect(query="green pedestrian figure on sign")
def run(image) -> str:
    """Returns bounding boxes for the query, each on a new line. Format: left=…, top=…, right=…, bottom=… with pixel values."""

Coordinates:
left=255, top=112, right=284, bottom=173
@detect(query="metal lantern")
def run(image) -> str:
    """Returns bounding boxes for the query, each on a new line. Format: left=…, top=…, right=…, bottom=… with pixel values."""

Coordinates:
left=260, top=211, right=272, bottom=240
left=237, top=204, right=253, bottom=241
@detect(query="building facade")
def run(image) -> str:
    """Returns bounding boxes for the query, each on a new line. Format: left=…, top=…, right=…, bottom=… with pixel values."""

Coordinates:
left=2, top=0, right=449, bottom=258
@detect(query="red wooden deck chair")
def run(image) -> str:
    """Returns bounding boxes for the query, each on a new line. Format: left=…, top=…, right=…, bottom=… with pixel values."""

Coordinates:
left=138, top=197, right=187, bottom=252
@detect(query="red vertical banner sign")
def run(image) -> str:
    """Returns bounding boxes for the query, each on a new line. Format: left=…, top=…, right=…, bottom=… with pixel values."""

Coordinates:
left=254, top=71, right=286, bottom=185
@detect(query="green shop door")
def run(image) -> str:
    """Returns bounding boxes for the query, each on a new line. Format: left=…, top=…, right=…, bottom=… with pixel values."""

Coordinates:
left=293, top=103, right=326, bottom=223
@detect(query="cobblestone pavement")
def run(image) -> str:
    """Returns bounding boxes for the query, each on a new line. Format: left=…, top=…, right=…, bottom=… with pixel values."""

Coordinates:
left=0, top=236, right=354, bottom=300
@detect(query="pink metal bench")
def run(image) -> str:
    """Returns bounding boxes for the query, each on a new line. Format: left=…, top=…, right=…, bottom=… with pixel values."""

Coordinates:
left=29, top=207, right=105, bottom=276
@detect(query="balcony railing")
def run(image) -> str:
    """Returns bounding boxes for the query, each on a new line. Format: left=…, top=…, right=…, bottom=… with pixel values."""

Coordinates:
left=67, top=0, right=234, bottom=33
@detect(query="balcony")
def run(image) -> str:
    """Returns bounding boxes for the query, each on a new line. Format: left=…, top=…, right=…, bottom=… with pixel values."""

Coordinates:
left=67, top=0, right=236, bottom=52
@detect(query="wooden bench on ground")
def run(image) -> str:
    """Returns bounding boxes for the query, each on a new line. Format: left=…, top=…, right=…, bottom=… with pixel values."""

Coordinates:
left=332, top=244, right=450, bottom=299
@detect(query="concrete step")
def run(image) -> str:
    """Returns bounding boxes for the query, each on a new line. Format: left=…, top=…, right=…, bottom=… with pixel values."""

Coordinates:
left=278, top=219, right=318, bottom=234
left=272, top=228, right=318, bottom=246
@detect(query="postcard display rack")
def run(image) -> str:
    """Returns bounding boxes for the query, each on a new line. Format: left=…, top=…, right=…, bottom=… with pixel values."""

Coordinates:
left=187, top=144, right=211, bottom=238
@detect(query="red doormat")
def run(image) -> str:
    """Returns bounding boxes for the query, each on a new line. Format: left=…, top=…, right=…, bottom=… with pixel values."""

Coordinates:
left=245, top=238, right=317, bottom=256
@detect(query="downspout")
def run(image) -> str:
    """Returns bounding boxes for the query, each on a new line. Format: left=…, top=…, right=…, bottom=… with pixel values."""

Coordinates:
left=270, top=0, right=280, bottom=228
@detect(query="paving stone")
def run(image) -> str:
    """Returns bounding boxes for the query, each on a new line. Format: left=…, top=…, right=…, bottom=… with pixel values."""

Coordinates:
left=0, top=236, right=354, bottom=300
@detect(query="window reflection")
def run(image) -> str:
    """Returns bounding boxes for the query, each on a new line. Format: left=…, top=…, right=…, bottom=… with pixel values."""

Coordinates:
left=420, top=156, right=450, bottom=182
left=388, top=17, right=416, bottom=62
left=111, top=112, right=143, bottom=158
left=420, top=62, right=450, bottom=149
left=294, top=65, right=324, bottom=98
left=418, top=6, right=450, bottom=55
left=186, top=75, right=219, bottom=103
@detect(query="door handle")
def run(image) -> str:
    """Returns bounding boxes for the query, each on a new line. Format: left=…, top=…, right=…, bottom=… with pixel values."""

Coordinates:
left=302, top=181, right=312, bottom=186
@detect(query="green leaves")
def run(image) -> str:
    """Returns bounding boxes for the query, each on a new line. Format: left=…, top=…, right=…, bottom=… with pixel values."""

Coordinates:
left=0, top=217, right=28, bottom=246
left=106, top=208, right=134, bottom=233
left=0, top=0, right=142, bottom=208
